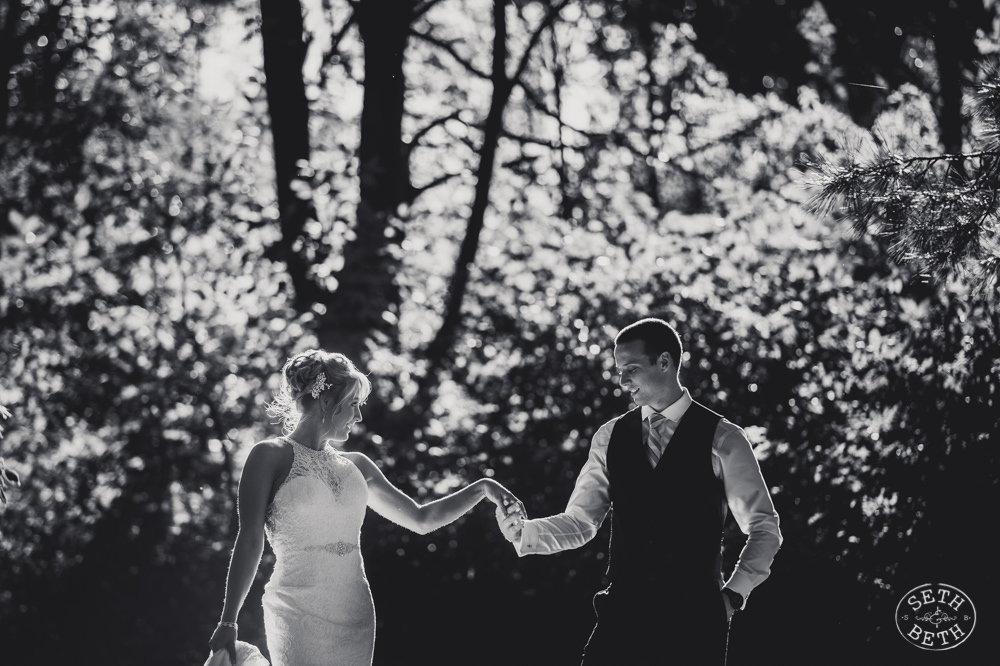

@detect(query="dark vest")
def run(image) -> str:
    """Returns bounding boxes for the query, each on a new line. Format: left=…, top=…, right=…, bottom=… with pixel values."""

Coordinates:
left=605, top=401, right=725, bottom=595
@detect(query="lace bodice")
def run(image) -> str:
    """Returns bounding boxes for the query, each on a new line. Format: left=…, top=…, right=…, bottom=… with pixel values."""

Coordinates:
left=264, top=438, right=369, bottom=562
left=261, top=437, right=375, bottom=665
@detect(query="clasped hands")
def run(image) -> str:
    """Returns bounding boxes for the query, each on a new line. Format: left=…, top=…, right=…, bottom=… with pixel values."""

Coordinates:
left=495, top=496, right=526, bottom=543
left=482, top=480, right=525, bottom=543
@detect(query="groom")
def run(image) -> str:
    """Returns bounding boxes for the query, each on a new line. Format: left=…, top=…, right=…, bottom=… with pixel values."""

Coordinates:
left=498, top=318, right=782, bottom=664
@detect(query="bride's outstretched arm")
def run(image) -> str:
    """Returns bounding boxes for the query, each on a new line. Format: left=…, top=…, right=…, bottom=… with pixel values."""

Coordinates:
left=345, top=452, right=520, bottom=535
left=208, top=441, right=286, bottom=663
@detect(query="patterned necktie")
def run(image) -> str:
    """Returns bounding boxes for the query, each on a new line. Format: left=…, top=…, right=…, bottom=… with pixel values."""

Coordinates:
left=646, top=413, right=670, bottom=467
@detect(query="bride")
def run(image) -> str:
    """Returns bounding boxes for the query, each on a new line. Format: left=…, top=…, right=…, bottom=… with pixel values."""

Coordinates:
left=206, top=349, right=522, bottom=666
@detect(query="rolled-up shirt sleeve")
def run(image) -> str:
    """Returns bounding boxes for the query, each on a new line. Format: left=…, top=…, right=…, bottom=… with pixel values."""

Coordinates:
left=715, top=421, right=783, bottom=603
left=516, top=420, right=616, bottom=556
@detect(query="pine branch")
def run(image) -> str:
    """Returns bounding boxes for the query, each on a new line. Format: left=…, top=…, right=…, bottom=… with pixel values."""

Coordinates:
left=807, top=80, right=1000, bottom=297
left=811, top=152, right=999, bottom=285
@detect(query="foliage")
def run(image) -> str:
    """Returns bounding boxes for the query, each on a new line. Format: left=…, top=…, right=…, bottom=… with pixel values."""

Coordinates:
left=0, top=403, right=18, bottom=504
left=0, top=1, right=305, bottom=663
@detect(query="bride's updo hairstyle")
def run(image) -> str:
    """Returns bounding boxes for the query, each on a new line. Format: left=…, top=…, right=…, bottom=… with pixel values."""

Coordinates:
left=267, top=349, right=372, bottom=432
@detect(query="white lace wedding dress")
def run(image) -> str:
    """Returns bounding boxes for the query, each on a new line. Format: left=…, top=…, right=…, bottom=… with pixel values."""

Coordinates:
left=261, top=438, right=375, bottom=665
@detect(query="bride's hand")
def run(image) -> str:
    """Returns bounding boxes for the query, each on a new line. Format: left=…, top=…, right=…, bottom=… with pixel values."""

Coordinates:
left=208, top=623, right=237, bottom=666
left=482, top=480, right=524, bottom=516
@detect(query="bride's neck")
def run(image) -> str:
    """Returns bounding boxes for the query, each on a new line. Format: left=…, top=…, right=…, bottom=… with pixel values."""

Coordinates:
left=286, top=424, right=327, bottom=450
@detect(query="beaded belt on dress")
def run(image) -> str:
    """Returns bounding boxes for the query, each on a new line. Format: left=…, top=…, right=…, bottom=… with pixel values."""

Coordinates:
left=302, top=541, right=359, bottom=556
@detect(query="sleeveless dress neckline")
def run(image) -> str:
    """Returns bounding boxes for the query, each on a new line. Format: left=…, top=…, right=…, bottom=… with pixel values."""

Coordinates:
left=281, top=435, right=335, bottom=454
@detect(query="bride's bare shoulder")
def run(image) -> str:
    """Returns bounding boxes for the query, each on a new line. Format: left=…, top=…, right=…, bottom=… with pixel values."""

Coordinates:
left=340, top=451, right=378, bottom=478
left=244, top=438, right=293, bottom=470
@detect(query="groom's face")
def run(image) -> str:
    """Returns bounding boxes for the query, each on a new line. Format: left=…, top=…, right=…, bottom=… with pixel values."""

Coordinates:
left=614, top=340, right=673, bottom=409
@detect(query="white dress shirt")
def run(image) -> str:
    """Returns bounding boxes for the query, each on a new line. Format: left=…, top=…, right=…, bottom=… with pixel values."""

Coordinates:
left=515, top=388, right=783, bottom=605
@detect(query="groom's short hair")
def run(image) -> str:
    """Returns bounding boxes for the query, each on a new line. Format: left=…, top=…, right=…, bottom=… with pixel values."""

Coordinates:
left=615, top=318, right=683, bottom=367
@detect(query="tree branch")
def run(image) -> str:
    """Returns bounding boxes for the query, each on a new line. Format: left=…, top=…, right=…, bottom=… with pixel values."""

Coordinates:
left=420, top=0, right=570, bottom=387
left=411, top=30, right=491, bottom=80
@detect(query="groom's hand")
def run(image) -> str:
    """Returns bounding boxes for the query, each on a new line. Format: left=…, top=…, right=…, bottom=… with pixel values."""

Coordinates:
left=722, top=592, right=736, bottom=622
left=495, top=500, right=524, bottom=543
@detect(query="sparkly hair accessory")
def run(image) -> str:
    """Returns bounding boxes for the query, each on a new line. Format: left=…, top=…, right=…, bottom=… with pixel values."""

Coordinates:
left=310, top=371, right=332, bottom=399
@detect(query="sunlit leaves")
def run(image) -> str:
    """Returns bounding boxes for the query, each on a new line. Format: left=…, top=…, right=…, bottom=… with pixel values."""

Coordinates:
left=0, top=4, right=305, bottom=655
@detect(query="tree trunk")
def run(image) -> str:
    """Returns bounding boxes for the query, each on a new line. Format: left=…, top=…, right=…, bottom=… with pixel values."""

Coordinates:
left=422, top=0, right=567, bottom=384
left=423, top=0, right=509, bottom=377
left=0, top=0, right=17, bottom=134
left=259, top=0, right=322, bottom=309
left=318, top=0, right=415, bottom=363
left=931, top=0, right=967, bottom=177
left=0, top=0, right=19, bottom=236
